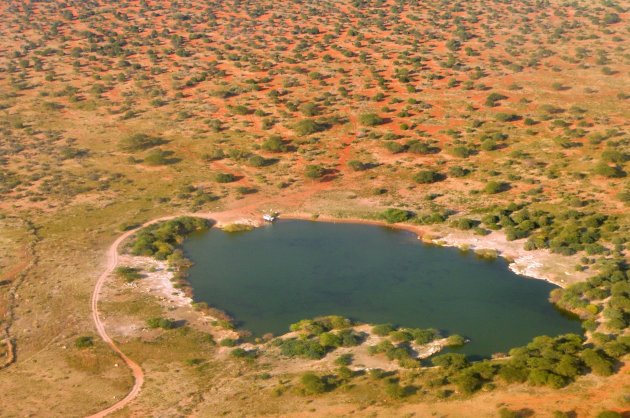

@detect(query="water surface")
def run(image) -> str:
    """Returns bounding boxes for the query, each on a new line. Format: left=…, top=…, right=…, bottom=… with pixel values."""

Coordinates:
left=183, top=220, right=580, bottom=358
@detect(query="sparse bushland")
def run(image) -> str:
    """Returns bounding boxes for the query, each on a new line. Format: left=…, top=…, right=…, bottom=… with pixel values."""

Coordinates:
left=0, top=0, right=628, bottom=415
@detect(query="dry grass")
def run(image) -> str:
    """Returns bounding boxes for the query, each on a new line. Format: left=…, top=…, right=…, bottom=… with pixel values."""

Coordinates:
left=0, top=0, right=627, bottom=416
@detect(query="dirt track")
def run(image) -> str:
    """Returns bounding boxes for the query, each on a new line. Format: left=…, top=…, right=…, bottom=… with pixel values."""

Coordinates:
left=88, top=223, right=149, bottom=417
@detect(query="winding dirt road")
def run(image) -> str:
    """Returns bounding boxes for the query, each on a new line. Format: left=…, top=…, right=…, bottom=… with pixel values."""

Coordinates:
left=88, top=204, right=278, bottom=418
left=88, top=211, right=247, bottom=417
left=88, top=215, right=187, bottom=417
left=88, top=224, right=147, bottom=417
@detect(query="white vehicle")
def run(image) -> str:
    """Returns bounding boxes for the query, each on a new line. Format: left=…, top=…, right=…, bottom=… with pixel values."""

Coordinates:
left=263, top=213, right=277, bottom=222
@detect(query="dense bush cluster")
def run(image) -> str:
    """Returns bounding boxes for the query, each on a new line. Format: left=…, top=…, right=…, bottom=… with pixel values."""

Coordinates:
left=146, top=317, right=175, bottom=329
left=368, top=324, right=449, bottom=368
left=130, top=217, right=209, bottom=259
left=114, top=266, right=141, bottom=282
left=498, top=334, right=619, bottom=388
left=273, top=316, right=361, bottom=359
left=380, top=208, right=413, bottom=224
left=477, top=203, right=623, bottom=256
left=372, top=323, right=441, bottom=345
left=554, top=259, right=629, bottom=332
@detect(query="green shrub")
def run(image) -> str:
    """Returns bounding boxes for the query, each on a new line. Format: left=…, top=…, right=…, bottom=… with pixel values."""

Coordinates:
left=413, top=170, right=442, bottom=184
left=603, top=13, right=621, bottom=25
left=448, top=166, right=470, bottom=177
left=146, top=317, right=175, bottom=329
left=335, top=353, right=353, bottom=366
left=130, top=217, right=209, bottom=259
left=451, top=146, right=473, bottom=158
left=75, top=336, right=93, bottom=349
left=248, top=155, right=269, bottom=167
left=276, top=338, right=327, bottom=359
left=498, top=408, right=519, bottom=418
left=144, top=149, right=172, bottom=166
left=319, top=332, right=342, bottom=348
left=390, top=330, right=413, bottom=342
left=454, top=218, right=476, bottom=230
left=381, top=208, right=412, bottom=224
left=495, top=113, right=519, bottom=122
left=114, top=266, right=141, bottom=282
left=594, top=163, right=625, bottom=178
left=119, top=133, right=165, bottom=152
left=293, top=119, right=326, bottom=136
left=337, top=329, right=361, bottom=346
left=452, top=370, right=481, bottom=394
left=336, top=365, right=353, bottom=380
left=411, top=328, right=440, bottom=344
left=301, top=372, right=327, bottom=394
left=230, top=104, right=252, bottom=115
left=372, top=323, right=396, bottom=336
left=407, top=140, right=434, bottom=154
left=498, top=364, right=528, bottom=383
left=305, top=164, right=325, bottom=179
left=485, top=92, right=507, bottom=107
left=484, top=181, right=507, bottom=194
left=231, top=348, right=257, bottom=359
left=215, top=172, right=236, bottom=183
left=432, top=353, right=469, bottom=371
left=581, top=349, right=614, bottom=376
left=262, top=135, right=289, bottom=152
left=359, top=112, right=384, bottom=126
left=384, top=379, right=407, bottom=399
left=446, top=334, right=466, bottom=347
left=348, top=160, right=371, bottom=171
left=384, top=141, right=406, bottom=154
left=220, top=338, right=237, bottom=347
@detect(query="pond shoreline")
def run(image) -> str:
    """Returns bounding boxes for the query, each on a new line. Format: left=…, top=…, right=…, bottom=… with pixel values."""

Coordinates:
left=116, top=209, right=586, bottom=341
left=281, top=213, right=583, bottom=289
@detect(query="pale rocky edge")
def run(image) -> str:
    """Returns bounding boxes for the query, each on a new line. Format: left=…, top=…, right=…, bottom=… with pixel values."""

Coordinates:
left=106, top=212, right=587, bottom=372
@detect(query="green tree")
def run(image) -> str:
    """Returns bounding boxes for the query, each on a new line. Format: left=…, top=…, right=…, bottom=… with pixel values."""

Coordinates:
left=359, top=113, right=384, bottom=126
left=144, top=149, right=172, bottom=166
left=484, top=181, right=507, bottom=194
left=75, top=336, right=93, bottom=348
left=432, top=353, right=469, bottom=371
left=146, top=317, right=175, bottom=329
left=119, top=133, right=165, bottom=152
left=413, top=170, right=442, bottom=184
left=215, top=173, right=236, bottom=183
left=301, top=372, right=326, bottom=394
left=381, top=208, right=412, bottom=223
left=293, top=119, right=326, bottom=136
left=485, top=92, right=507, bottom=107
left=452, top=371, right=481, bottom=394
left=319, top=332, right=342, bottom=348
left=335, top=353, right=353, bottom=366
left=305, top=164, right=325, bottom=179
left=581, top=349, right=614, bottom=376
left=384, top=379, right=407, bottom=399
left=115, top=266, right=141, bottom=283
left=262, top=135, right=289, bottom=152
left=372, top=323, right=395, bottom=336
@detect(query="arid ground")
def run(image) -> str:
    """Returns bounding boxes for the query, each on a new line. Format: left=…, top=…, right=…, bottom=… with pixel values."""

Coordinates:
left=0, top=0, right=628, bottom=416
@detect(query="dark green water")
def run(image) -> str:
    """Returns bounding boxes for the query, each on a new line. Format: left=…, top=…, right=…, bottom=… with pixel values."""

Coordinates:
left=183, top=220, right=581, bottom=358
